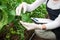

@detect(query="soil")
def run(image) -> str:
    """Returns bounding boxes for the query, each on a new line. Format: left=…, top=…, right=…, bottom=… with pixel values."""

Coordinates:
left=24, top=30, right=34, bottom=40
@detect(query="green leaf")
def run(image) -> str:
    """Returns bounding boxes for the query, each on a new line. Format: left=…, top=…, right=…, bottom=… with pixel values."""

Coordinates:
left=8, top=10, right=15, bottom=23
left=0, top=6, right=8, bottom=30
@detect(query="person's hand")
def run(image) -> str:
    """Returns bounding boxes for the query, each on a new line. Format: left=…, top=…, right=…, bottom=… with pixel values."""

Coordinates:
left=16, top=2, right=29, bottom=16
left=20, top=21, right=42, bottom=30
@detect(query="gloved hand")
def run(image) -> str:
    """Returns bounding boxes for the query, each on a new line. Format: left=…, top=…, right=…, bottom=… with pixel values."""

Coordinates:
left=16, top=2, right=30, bottom=16
left=20, top=21, right=42, bottom=30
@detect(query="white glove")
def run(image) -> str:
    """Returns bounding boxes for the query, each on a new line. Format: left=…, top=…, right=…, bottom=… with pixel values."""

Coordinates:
left=20, top=21, right=42, bottom=30
left=16, top=2, right=29, bottom=16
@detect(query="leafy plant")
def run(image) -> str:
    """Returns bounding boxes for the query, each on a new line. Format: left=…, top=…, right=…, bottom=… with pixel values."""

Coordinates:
left=0, top=0, right=47, bottom=40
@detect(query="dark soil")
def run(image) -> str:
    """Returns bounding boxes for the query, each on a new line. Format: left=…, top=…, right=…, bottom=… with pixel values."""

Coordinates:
left=24, top=30, right=34, bottom=40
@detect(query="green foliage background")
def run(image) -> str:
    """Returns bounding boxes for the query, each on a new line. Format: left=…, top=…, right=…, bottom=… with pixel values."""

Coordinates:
left=0, top=0, right=47, bottom=40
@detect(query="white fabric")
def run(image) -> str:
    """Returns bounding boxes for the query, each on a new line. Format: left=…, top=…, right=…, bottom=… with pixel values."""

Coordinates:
left=31, top=18, right=53, bottom=24
left=27, top=0, right=46, bottom=12
left=45, top=15, right=60, bottom=30
left=35, top=30, right=56, bottom=40
left=27, top=0, right=60, bottom=11
left=16, top=0, right=46, bottom=16
left=47, top=0, right=60, bottom=9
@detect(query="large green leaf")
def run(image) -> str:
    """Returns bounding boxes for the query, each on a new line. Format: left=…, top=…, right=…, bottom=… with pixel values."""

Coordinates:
left=8, top=10, right=15, bottom=23
left=0, top=6, right=8, bottom=30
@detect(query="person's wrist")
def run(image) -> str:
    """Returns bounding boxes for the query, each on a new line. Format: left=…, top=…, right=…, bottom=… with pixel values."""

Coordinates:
left=36, top=24, right=46, bottom=30
left=42, top=24, right=46, bottom=30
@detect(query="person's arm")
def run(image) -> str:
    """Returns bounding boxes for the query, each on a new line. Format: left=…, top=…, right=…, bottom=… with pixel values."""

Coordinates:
left=41, top=15, right=60, bottom=30
left=16, top=0, right=46, bottom=16
left=27, top=0, right=46, bottom=12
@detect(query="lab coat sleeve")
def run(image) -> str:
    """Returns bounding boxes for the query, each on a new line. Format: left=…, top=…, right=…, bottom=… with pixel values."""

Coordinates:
left=45, top=14, right=60, bottom=30
left=27, top=0, right=46, bottom=12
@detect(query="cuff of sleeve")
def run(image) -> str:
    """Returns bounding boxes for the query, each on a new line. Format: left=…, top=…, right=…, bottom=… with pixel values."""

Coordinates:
left=45, top=21, right=60, bottom=30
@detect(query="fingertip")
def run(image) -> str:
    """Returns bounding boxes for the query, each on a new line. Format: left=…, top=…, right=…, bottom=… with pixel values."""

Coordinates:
left=20, top=21, right=25, bottom=24
left=23, top=11, right=26, bottom=13
left=20, top=21, right=22, bottom=23
left=16, top=7, right=20, bottom=16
